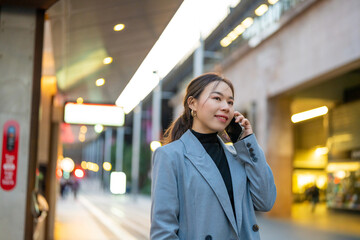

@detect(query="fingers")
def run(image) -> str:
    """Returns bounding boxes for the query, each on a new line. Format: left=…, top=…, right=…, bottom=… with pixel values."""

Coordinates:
left=233, top=111, right=250, bottom=126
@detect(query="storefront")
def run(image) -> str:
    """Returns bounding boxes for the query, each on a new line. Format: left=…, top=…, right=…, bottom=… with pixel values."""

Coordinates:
left=290, top=70, right=360, bottom=211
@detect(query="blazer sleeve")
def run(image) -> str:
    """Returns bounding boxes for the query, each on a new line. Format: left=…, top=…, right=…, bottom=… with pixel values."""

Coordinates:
left=150, top=147, right=180, bottom=240
left=233, top=134, right=276, bottom=211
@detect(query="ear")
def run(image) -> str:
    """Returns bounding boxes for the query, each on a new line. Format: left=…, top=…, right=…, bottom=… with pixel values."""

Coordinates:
left=187, top=96, right=198, bottom=111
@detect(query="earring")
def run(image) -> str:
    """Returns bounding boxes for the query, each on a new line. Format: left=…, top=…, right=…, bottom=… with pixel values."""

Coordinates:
left=191, top=110, right=197, bottom=118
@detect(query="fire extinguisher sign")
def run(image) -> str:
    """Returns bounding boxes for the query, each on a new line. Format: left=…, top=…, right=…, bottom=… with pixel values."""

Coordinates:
left=1, top=120, right=19, bottom=191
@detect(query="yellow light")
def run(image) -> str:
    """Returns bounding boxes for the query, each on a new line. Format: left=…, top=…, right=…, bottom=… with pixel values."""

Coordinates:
left=291, top=106, right=328, bottom=123
left=87, top=162, right=99, bottom=172
left=94, top=124, right=104, bottom=133
left=79, top=134, right=85, bottom=142
left=241, top=17, right=254, bottom=28
left=316, top=175, right=327, bottom=189
left=315, top=147, right=328, bottom=156
left=255, top=4, right=269, bottom=16
left=268, top=0, right=279, bottom=5
left=113, top=23, right=125, bottom=31
left=76, top=97, right=84, bottom=104
left=234, top=24, right=245, bottom=35
left=334, top=170, right=346, bottom=179
left=93, top=164, right=99, bottom=172
left=228, top=31, right=239, bottom=41
left=103, top=57, right=113, bottom=65
left=80, top=125, right=87, bottom=133
left=96, top=78, right=105, bottom=87
left=220, top=36, right=232, bottom=47
left=60, top=157, right=75, bottom=172
left=297, top=174, right=315, bottom=188
left=150, top=141, right=162, bottom=152
left=103, top=162, right=112, bottom=171
left=81, top=161, right=88, bottom=169
left=327, top=162, right=360, bottom=172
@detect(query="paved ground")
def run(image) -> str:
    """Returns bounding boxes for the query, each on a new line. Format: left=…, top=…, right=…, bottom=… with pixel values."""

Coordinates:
left=55, top=187, right=360, bottom=240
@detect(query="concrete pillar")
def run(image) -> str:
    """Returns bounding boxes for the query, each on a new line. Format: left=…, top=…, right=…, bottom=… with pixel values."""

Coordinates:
left=152, top=78, right=162, bottom=141
left=45, top=103, right=62, bottom=240
left=267, top=96, right=293, bottom=217
left=0, top=7, right=45, bottom=239
left=131, top=102, right=142, bottom=197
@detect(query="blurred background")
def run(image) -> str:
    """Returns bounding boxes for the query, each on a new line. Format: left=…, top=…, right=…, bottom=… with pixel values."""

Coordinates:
left=0, top=0, right=360, bottom=239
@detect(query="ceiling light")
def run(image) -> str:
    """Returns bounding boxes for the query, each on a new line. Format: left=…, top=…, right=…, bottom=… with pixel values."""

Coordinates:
left=76, top=97, right=84, bottom=104
left=291, top=106, right=328, bottom=123
left=234, top=24, right=245, bottom=35
left=255, top=4, right=268, bottom=16
left=113, top=24, right=125, bottom=31
left=96, top=78, right=105, bottom=86
left=220, top=36, right=232, bottom=47
left=268, top=0, right=279, bottom=5
left=103, top=57, right=113, bottom=65
left=241, top=17, right=254, bottom=28
left=116, top=0, right=242, bottom=113
left=228, top=31, right=239, bottom=41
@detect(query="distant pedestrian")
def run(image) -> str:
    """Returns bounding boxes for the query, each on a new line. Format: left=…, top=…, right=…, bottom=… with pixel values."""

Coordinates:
left=150, top=73, right=277, bottom=239
left=306, top=184, right=319, bottom=212
left=71, top=178, right=80, bottom=199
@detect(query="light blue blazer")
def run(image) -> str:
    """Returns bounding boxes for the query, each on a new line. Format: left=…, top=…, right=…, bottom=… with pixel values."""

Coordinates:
left=151, top=129, right=276, bottom=240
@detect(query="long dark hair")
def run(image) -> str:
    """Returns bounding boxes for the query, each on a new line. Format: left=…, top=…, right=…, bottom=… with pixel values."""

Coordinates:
left=163, top=72, right=234, bottom=144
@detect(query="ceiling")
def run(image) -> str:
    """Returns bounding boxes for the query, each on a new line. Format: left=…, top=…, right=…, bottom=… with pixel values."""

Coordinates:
left=46, top=0, right=183, bottom=104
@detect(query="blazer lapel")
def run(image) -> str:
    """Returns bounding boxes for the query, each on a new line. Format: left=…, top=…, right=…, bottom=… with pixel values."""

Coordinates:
left=180, top=130, right=239, bottom=235
left=219, top=139, right=247, bottom=232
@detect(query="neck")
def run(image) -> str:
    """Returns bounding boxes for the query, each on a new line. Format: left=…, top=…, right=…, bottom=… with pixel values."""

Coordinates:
left=191, top=123, right=217, bottom=134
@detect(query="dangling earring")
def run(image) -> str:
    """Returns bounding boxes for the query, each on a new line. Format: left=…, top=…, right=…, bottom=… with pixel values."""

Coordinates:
left=191, top=109, right=197, bottom=118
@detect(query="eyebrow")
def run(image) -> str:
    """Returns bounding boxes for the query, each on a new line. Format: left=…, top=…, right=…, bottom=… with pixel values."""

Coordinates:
left=210, top=91, right=234, bottom=100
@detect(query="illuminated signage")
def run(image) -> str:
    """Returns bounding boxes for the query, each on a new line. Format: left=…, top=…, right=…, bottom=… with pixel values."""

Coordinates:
left=64, top=103, right=124, bottom=126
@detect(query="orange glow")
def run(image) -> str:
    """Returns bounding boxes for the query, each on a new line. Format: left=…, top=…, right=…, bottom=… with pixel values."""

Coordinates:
left=56, top=168, right=63, bottom=178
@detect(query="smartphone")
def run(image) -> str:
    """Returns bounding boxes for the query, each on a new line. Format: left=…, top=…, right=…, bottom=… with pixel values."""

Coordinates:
left=218, top=118, right=244, bottom=143
left=227, top=117, right=245, bottom=142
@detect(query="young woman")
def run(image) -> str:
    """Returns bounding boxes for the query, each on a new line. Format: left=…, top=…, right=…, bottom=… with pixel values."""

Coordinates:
left=151, top=73, right=276, bottom=240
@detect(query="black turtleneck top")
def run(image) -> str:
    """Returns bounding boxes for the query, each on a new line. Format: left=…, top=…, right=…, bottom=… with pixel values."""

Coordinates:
left=190, top=129, right=236, bottom=216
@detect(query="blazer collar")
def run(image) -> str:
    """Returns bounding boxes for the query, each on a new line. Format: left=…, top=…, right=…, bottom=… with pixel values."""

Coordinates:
left=180, top=130, right=239, bottom=235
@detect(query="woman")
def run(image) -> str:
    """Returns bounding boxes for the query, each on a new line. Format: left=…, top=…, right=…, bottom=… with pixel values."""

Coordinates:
left=151, top=73, right=276, bottom=240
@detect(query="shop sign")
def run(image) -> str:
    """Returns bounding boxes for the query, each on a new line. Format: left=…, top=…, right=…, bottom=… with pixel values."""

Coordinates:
left=1, top=120, right=19, bottom=191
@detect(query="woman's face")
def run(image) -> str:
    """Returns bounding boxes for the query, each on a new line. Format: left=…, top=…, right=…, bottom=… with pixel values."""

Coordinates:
left=190, top=81, right=234, bottom=133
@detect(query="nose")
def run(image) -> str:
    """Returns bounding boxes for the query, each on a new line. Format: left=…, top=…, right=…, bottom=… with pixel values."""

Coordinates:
left=220, top=101, right=230, bottom=112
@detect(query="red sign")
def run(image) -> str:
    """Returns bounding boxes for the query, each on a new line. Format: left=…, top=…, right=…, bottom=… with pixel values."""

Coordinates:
left=1, top=120, right=19, bottom=191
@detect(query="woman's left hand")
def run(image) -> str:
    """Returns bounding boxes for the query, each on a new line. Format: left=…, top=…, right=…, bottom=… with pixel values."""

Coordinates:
left=233, top=111, right=253, bottom=139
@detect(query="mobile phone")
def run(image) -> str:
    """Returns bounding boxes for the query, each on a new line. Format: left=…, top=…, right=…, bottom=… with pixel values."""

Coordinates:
left=224, top=117, right=244, bottom=143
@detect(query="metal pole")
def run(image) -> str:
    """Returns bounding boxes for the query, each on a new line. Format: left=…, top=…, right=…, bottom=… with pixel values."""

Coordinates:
left=194, top=36, right=204, bottom=77
left=131, top=102, right=142, bottom=198
left=116, top=127, right=125, bottom=172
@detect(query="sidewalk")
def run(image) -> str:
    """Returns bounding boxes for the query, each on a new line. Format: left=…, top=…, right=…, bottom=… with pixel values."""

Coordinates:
left=54, top=196, right=116, bottom=240
left=55, top=190, right=360, bottom=240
